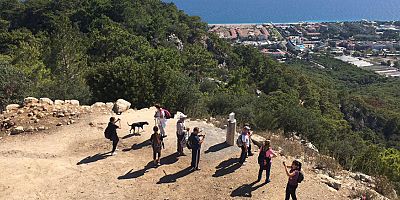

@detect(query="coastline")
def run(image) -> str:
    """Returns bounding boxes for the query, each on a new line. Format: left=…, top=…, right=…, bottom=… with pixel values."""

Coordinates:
left=208, top=19, right=394, bottom=26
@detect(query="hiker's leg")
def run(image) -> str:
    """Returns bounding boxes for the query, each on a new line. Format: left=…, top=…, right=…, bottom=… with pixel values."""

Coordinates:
left=195, top=148, right=200, bottom=169
left=291, top=185, right=298, bottom=200
left=176, top=133, right=180, bottom=152
left=257, top=165, right=263, bottom=181
left=240, top=146, right=246, bottom=163
left=285, top=184, right=291, bottom=200
left=266, top=162, right=272, bottom=182
left=191, top=149, right=195, bottom=168
left=248, top=143, right=252, bottom=156
left=112, top=138, right=119, bottom=153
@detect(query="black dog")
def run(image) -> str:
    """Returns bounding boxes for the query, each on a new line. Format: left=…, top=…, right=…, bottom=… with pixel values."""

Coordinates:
left=127, top=121, right=149, bottom=134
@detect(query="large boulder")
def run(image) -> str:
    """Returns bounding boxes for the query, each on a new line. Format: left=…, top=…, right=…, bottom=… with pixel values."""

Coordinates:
left=6, top=104, right=20, bottom=111
left=70, top=100, right=80, bottom=106
left=91, top=102, right=106, bottom=108
left=24, top=97, right=39, bottom=106
left=319, top=174, right=342, bottom=190
left=54, top=100, right=64, bottom=105
left=10, top=126, right=24, bottom=135
left=251, top=134, right=267, bottom=148
left=105, top=102, right=114, bottom=109
left=39, top=98, right=53, bottom=105
left=112, top=99, right=131, bottom=114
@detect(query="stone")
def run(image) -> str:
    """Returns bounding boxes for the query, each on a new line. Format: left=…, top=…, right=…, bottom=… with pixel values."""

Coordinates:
left=112, top=99, right=131, bottom=114
left=24, top=97, right=39, bottom=106
left=305, top=142, right=319, bottom=153
left=39, top=98, right=53, bottom=105
left=27, top=113, right=34, bottom=117
left=56, top=122, right=63, bottom=126
left=91, top=102, right=106, bottom=108
left=70, top=100, right=80, bottom=106
left=105, top=102, right=114, bottom=109
left=34, top=119, right=39, bottom=123
left=70, top=112, right=76, bottom=116
left=17, top=110, right=24, bottom=114
left=38, top=126, right=46, bottom=131
left=25, top=126, right=34, bottom=132
left=10, top=126, right=24, bottom=135
left=319, top=174, right=342, bottom=190
left=6, top=104, right=20, bottom=111
left=36, top=113, right=45, bottom=119
left=57, top=113, right=65, bottom=118
left=251, top=134, right=267, bottom=148
left=70, top=120, right=75, bottom=124
left=54, top=100, right=64, bottom=105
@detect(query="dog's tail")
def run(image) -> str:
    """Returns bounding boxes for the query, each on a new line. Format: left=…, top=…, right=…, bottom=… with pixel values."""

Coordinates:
left=127, top=122, right=132, bottom=126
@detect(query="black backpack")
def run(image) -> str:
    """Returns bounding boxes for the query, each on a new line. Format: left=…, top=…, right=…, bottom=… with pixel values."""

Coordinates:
left=297, top=171, right=304, bottom=183
left=257, top=147, right=271, bottom=166
left=104, top=126, right=112, bottom=140
left=187, top=135, right=193, bottom=149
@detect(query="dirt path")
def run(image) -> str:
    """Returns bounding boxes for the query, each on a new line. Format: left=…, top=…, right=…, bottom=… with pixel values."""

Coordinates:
left=0, top=108, right=348, bottom=200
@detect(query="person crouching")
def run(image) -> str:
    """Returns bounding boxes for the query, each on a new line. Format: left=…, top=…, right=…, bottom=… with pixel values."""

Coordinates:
left=150, top=126, right=162, bottom=166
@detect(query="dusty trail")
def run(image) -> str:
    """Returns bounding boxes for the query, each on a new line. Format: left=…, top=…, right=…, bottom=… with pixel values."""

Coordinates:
left=0, top=108, right=346, bottom=200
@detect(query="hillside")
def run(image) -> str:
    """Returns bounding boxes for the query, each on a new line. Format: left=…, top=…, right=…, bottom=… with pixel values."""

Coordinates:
left=0, top=106, right=368, bottom=200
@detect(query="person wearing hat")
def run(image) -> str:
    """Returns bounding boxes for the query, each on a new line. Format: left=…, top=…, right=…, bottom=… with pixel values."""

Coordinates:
left=244, top=123, right=254, bottom=156
left=239, top=125, right=251, bottom=165
left=176, top=113, right=188, bottom=156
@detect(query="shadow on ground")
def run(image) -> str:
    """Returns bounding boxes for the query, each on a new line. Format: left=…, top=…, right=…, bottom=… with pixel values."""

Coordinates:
left=213, top=157, right=241, bottom=177
left=230, top=181, right=266, bottom=197
left=160, top=153, right=179, bottom=165
left=157, top=167, right=193, bottom=184
left=121, top=132, right=142, bottom=139
left=205, top=142, right=230, bottom=154
left=122, top=140, right=150, bottom=152
left=117, top=161, right=154, bottom=180
left=76, top=152, right=111, bottom=165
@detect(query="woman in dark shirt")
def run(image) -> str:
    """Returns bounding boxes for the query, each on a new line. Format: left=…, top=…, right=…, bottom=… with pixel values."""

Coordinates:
left=283, top=160, right=301, bottom=200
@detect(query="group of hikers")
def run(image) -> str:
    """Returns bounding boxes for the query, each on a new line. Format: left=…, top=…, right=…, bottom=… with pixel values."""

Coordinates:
left=104, top=104, right=302, bottom=199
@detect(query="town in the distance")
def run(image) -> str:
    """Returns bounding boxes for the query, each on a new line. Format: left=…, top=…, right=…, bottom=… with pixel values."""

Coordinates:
left=209, top=20, right=400, bottom=77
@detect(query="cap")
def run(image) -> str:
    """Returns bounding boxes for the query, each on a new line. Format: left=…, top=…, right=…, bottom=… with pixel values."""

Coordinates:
left=244, top=126, right=251, bottom=130
left=179, top=114, right=187, bottom=119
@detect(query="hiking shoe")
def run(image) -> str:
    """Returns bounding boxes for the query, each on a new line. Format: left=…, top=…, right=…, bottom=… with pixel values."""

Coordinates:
left=111, top=152, right=117, bottom=156
left=266, top=179, right=271, bottom=183
left=195, top=168, right=201, bottom=171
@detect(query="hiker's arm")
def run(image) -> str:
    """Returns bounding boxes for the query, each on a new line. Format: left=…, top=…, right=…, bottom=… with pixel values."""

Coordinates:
left=283, top=162, right=296, bottom=177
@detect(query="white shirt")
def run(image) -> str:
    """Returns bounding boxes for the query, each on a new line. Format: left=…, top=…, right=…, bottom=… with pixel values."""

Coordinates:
left=241, top=133, right=250, bottom=147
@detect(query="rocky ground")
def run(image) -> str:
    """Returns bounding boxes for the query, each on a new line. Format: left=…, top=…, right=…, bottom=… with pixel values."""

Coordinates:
left=0, top=101, right=392, bottom=200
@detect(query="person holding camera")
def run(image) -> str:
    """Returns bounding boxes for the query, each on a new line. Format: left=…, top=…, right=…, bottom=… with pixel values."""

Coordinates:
left=283, top=160, right=302, bottom=200
left=106, top=117, right=121, bottom=156
left=188, top=127, right=205, bottom=171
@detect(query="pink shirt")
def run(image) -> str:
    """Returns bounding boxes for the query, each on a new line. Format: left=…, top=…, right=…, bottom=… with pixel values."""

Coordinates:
left=260, top=147, right=276, bottom=163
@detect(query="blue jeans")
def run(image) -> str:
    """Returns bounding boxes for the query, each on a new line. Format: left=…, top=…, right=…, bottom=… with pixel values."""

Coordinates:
left=258, top=162, right=271, bottom=182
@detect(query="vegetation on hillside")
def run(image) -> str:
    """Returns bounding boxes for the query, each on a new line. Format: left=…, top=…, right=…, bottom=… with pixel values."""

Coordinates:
left=0, top=0, right=398, bottom=194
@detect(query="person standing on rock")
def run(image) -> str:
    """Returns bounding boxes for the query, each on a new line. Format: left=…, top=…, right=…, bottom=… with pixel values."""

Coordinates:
left=188, top=127, right=205, bottom=171
left=283, top=160, right=302, bottom=200
left=154, top=104, right=167, bottom=138
left=150, top=126, right=162, bottom=166
left=257, top=140, right=277, bottom=183
left=239, top=125, right=251, bottom=165
left=106, top=117, right=121, bottom=156
left=176, top=114, right=188, bottom=156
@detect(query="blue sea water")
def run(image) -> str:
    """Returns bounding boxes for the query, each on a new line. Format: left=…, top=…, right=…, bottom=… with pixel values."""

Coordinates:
left=164, top=0, right=400, bottom=24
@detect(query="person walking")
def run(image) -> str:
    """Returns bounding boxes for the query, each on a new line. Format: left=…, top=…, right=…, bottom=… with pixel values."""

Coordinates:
left=154, top=104, right=167, bottom=138
left=150, top=126, right=162, bottom=166
left=105, top=117, right=121, bottom=156
left=189, top=127, right=205, bottom=171
left=283, top=160, right=302, bottom=200
left=244, top=123, right=254, bottom=156
left=239, top=125, right=250, bottom=165
left=257, top=140, right=277, bottom=183
left=176, top=114, right=188, bottom=156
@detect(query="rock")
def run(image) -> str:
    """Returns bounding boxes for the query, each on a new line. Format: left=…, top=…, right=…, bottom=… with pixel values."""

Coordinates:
left=39, top=98, right=53, bottom=105
left=25, top=126, right=34, bottom=132
left=89, top=122, right=95, bottom=127
left=70, top=120, right=75, bottom=124
left=17, top=110, right=24, bottom=114
left=6, top=104, right=20, bottom=111
left=105, top=102, right=114, bottom=109
left=112, top=99, right=131, bottom=114
left=10, top=126, right=24, bottom=135
left=352, top=172, right=373, bottom=183
left=34, top=119, right=39, bottom=123
left=67, top=121, right=71, bottom=125
left=305, top=142, right=319, bottom=153
left=91, top=102, right=106, bottom=108
left=57, top=113, right=65, bottom=118
left=251, top=134, right=267, bottom=148
left=70, top=100, right=79, bottom=106
left=319, top=174, right=342, bottom=190
left=27, top=113, right=34, bottom=117
left=54, top=100, right=64, bottom=105
left=38, top=126, right=46, bottom=131
left=36, top=113, right=45, bottom=119
left=56, top=122, right=63, bottom=126
left=70, top=112, right=76, bottom=116
left=24, top=97, right=39, bottom=106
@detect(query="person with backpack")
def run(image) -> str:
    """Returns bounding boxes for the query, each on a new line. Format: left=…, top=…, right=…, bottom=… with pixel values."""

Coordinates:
left=188, top=127, right=205, bottom=171
left=154, top=104, right=169, bottom=138
left=239, top=126, right=251, bottom=165
left=176, top=114, right=188, bottom=156
left=150, top=126, right=162, bottom=166
left=283, top=160, right=303, bottom=200
left=257, top=140, right=277, bottom=183
left=105, top=117, right=121, bottom=156
left=244, top=123, right=254, bottom=157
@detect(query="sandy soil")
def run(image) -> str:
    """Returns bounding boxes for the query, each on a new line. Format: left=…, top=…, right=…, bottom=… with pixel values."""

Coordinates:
left=0, top=107, right=349, bottom=200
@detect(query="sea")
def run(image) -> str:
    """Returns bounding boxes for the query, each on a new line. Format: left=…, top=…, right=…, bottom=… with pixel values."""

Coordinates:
left=163, top=0, right=400, bottom=24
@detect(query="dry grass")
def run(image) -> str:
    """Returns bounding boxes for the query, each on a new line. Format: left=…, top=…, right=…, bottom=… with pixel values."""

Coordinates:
left=349, top=189, right=377, bottom=200
left=375, top=175, right=397, bottom=199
